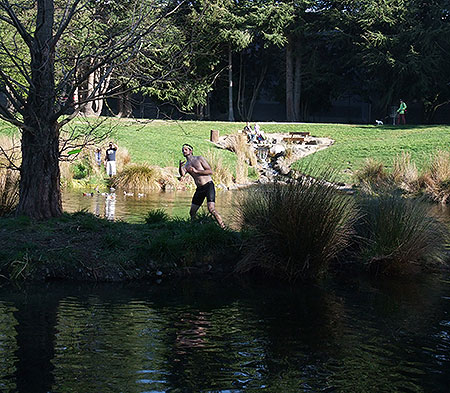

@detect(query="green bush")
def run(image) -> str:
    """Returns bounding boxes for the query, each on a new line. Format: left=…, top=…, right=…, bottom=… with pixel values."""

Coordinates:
left=355, top=193, right=448, bottom=274
left=235, top=176, right=359, bottom=281
left=71, top=158, right=92, bottom=180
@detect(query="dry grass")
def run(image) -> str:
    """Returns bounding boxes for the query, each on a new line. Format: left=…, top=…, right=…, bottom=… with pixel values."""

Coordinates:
left=421, top=151, right=450, bottom=204
left=204, top=149, right=233, bottom=186
left=112, top=163, right=162, bottom=191
left=355, top=158, right=388, bottom=188
left=0, top=136, right=21, bottom=215
left=221, top=133, right=258, bottom=166
left=390, top=152, right=419, bottom=193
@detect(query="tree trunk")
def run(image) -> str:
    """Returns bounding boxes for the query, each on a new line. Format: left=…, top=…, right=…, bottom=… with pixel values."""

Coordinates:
left=16, top=0, right=63, bottom=219
left=286, top=39, right=295, bottom=122
left=294, top=51, right=301, bottom=121
left=247, top=64, right=267, bottom=121
left=117, top=91, right=133, bottom=118
left=228, top=47, right=235, bottom=122
left=237, top=51, right=246, bottom=120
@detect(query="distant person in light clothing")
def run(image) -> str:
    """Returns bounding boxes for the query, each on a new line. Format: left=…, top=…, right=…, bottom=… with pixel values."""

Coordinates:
left=104, top=142, right=118, bottom=177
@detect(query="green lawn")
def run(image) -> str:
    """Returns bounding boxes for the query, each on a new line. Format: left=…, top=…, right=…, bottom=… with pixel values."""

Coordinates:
left=2, top=119, right=450, bottom=183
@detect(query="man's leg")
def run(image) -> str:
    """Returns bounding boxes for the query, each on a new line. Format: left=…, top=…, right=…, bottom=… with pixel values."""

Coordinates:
left=190, top=203, right=201, bottom=220
left=207, top=202, right=225, bottom=228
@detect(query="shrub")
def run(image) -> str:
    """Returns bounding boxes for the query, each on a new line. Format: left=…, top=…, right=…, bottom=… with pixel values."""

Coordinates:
left=355, top=193, right=448, bottom=275
left=235, top=175, right=358, bottom=281
left=112, top=163, right=161, bottom=191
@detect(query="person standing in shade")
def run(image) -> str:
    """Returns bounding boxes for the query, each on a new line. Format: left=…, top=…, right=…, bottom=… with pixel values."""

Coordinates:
left=104, top=142, right=118, bottom=177
left=95, top=148, right=102, bottom=167
left=178, top=143, right=225, bottom=228
left=396, top=99, right=407, bottom=125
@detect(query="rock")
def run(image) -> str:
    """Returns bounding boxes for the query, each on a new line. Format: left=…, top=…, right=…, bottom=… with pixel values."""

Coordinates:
left=269, top=144, right=285, bottom=157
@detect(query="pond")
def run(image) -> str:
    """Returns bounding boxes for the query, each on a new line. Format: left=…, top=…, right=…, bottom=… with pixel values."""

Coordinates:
left=62, top=188, right=236, bottom=223
left=0, top=275, right=449, bottom=392
left=62, top=188, right=450, bottom=225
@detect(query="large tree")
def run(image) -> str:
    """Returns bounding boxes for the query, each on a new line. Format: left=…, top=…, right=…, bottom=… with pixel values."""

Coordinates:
left=0, top=0, right=183, bottom=219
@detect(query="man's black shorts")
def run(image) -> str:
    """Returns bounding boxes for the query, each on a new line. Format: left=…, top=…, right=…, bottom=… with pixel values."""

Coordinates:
left=192, top=181, right=216, bottom=206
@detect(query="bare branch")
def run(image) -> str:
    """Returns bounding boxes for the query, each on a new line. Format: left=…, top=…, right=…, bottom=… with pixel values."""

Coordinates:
left=0, top=0, right=33, bottom=48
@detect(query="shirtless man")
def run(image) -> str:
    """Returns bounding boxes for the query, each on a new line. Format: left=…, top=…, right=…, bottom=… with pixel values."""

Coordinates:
left=179, top=143, right=225, bottom=228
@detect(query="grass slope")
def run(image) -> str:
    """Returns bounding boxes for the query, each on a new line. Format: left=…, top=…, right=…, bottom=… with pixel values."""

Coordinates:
left=2, top=119, right=449, bottom=183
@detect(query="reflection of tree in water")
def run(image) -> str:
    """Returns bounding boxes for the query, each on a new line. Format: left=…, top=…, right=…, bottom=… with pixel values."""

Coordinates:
left=0, top=276, right=449, bottom=392
left=0, top=302, right=18, bottom=392
left=327, top=275, right=450, bottom=392
left=52, top=298, right=165, bottom=393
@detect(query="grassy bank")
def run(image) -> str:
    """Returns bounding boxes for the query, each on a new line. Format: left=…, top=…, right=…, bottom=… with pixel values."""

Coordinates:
left=0, top=211, right=241, bottom=282
left=2, top=119, right=449, bottom=185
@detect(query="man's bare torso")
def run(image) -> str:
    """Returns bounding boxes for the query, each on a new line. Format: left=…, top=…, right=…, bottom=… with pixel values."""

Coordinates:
left=185, top=155, right=213, bottom=187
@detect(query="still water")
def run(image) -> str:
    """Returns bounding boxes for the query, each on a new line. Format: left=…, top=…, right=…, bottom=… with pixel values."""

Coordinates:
left=62, top=189, right=236, bottom=223
left=0, top=276, right=449, bottom=392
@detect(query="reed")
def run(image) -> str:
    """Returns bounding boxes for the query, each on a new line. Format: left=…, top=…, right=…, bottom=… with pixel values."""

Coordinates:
left=355, top=193, right=448, bottom=274
left=235, top=173, right=358, bottom=281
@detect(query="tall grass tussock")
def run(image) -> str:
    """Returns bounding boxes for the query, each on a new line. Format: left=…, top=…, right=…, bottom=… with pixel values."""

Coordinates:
left=421, top=150, right=450, bottom=204
left=355, top=151, right=450, bottom=203
left=204, top=149, right=233, bottom=186
left=235, top=173, right=359, bottom=281
left=0, top=135, right=20, bottom=215
left=355, top=193, right=448, bottom=275
left=112, top=163, right=162, bottom=191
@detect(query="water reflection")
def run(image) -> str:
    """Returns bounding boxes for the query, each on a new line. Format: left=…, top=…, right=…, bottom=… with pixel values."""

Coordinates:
left=0, top=276, right=449, bottom=392
left=63, top=189, right=236, bottom=223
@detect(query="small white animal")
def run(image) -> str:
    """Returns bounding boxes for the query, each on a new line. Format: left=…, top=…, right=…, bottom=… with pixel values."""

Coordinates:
left=375, top=120, right=384, bottom=125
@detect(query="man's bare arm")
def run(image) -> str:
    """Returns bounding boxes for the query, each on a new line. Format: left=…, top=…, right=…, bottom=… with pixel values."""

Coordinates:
left=179, top=160, right=187, bottom=177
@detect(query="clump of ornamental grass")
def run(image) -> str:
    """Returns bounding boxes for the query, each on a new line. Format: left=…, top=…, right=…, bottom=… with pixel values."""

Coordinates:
left=390, top=152, right=420, bottom=193
left=421, top=150, right=450, bottom=204
left=355, top=158, right=389, bottom=192
left=204, top=149, right=233, bottom=186
left=115, top=146, right=131, bottom=172
left=223, top=132, right=258, bottom=166
left=355, top=193, right=448, bottom=275
left=158, top=166, right=181, bottom=191
left=112, top=163, right=161, bottom=191
left=235, top=172, right=359, bottom=281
